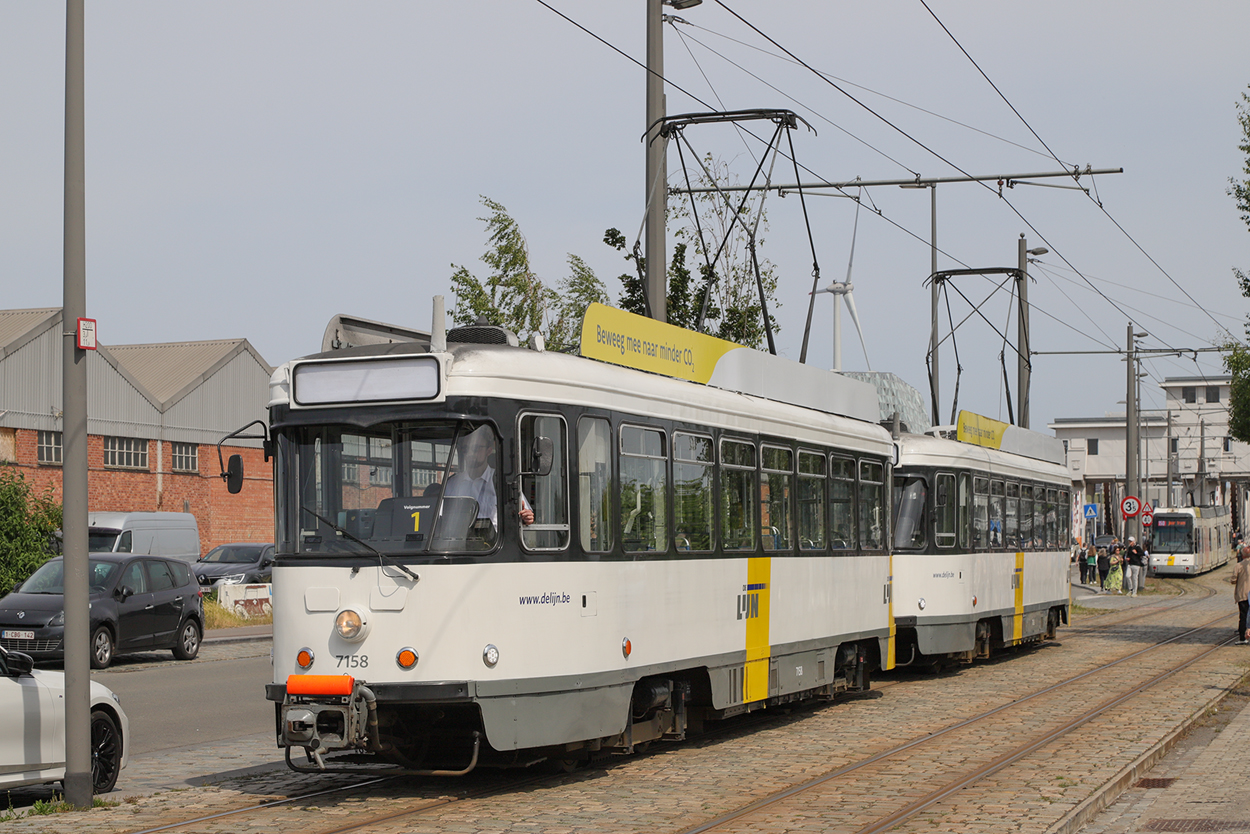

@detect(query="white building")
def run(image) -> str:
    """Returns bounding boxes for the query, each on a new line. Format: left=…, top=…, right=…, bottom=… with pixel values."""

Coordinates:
left=1050, top=375, right=1250, bottom=540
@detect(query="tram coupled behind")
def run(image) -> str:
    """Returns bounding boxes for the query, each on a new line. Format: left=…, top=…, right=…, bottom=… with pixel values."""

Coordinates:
left=890, top=424, right=1072, bottom=668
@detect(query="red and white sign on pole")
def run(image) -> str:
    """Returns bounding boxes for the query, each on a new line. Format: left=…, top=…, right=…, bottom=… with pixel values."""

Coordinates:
left=75, top=317, right=97, bottom=350
left=1121, top=495, right=1141, bottom=518
left=1141, top=510, right=1154, bottom=527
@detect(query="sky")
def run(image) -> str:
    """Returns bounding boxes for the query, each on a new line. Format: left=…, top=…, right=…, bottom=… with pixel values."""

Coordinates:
left=2, top=1, right=1249, bottom=434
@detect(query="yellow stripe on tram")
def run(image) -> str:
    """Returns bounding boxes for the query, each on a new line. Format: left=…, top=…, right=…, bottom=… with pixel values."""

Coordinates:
left=886, top=554, right=896, bottom=670
left=1013, top=551, right=1025, bottom=643
left=744, top=556, right=771, bottom=703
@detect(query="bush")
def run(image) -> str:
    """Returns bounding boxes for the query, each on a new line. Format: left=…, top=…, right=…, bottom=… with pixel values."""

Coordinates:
left=0, top=468, right=62, bottom=596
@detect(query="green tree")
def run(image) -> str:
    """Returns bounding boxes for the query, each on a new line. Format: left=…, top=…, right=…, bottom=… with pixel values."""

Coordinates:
left=450, top=197, right=545, bottom=342
left=604, top=154, right=781, bottom=347
left=451, top=197, right=609, bottom=349
left=544, top=254, right=613, bottom=352
left=0, top=469, right=62, bottom=596
left=1225, top=87, right=1250, bottom=442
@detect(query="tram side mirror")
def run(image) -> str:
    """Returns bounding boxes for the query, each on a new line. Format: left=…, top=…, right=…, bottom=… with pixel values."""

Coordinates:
left=225, top=454, right=244, bottom=494
left=532, top=437, right=554, bottom=477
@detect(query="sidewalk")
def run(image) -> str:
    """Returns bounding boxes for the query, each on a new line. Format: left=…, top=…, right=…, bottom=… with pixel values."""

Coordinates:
left=203, top=622, right=272, bottom=645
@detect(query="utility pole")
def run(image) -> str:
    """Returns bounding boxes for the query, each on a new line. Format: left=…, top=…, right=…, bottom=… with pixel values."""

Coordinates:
left=62, top=0, right=92, bottom=808
left=1125, top=324, right=1146, bottom=543
left=644, top=0, right=667, bottom=322
left=1166, top=411, right=1174, bottom=508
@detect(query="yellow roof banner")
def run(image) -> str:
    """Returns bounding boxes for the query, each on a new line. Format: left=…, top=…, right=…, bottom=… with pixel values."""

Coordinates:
left=579, top=303, right=741, bottom=384
left=956, top=410, right=1008, bottom=450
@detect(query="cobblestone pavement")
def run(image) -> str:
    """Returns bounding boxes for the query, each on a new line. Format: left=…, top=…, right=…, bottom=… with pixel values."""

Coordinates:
left=5, top=568, right=1249, bottom=833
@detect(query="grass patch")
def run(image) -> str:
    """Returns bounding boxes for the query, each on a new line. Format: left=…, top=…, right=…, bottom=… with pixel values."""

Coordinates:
left=203, top=598, right=272, bottom=629
left=0, top=793, right=117, bottom=820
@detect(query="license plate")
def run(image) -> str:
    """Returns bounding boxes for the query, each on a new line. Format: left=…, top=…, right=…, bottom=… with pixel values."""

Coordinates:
left=3, top=630, right=34, bottom=641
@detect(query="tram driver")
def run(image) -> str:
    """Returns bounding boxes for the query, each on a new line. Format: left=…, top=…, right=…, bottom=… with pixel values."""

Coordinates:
left=443, top=427, right=535, bottom=542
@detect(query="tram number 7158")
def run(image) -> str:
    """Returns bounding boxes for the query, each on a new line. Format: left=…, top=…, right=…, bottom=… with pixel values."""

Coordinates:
left=336, top=655, right=369, bottom=668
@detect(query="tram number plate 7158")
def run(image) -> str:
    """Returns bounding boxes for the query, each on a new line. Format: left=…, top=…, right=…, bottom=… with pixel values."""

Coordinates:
left=336, top=655, right=369, bottom=668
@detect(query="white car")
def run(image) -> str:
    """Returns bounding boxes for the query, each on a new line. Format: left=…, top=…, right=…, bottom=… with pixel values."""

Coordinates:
left=0, top=645, right=128, bottom=793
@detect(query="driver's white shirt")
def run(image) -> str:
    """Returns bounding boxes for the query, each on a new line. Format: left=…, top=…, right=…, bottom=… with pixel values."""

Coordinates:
left=444, top=464, right=497, bottom=525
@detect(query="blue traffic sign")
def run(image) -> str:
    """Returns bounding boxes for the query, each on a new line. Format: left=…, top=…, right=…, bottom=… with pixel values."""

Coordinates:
left=1083, top=503, right=1099, bottom=520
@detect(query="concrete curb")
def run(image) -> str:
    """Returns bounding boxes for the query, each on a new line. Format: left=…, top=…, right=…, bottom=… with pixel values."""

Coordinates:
left=1046, top=668, right=1250, bottom=834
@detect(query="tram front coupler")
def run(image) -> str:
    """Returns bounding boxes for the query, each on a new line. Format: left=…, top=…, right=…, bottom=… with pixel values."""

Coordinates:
left=280, top=675, right=387, bottom=770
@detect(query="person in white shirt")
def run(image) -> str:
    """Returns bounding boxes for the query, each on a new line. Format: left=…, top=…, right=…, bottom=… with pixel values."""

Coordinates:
left=443, top=426, right=534, bottom=529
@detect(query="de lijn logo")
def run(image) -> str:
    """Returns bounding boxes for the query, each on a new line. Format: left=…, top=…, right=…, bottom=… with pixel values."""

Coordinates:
left=737, top=583, right=766, bottom=620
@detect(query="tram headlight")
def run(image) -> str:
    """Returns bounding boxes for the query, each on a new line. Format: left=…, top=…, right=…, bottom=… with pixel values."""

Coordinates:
left=334, top=608, right=369, bottom=642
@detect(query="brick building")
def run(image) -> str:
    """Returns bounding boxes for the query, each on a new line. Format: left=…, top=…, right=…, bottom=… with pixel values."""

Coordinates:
left=0, top=308, right=274, bottom=552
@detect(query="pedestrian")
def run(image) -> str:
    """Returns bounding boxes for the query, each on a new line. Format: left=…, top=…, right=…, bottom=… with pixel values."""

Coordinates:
left=1097, top=544, right=1111, bottom=592
left=1229, top=546, right=1250, bottom=644
left=1106, top=547, right=1124, bottom=594
left=1086, top=545, right=1098, bottom=587
left=1125, top=536, right=1147, bottom=597
left=1077, top=542, right=1090, bottom=584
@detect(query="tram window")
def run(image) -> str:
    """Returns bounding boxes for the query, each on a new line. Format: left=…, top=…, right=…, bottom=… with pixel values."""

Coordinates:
left=798, top=451, right=826, bottom=550
left=973, top=477, right=990, bottom=549
left=831, top=457, right=856, bottom=550
left=1020, top=485, right=1034, bottom=550
left=892, top=476, right=927, bottom=550
left=1059, top=490, right=1070, bottom=543
left=761, top=445, right=794, bottom=552
left=578, top=418, right=613, bottom=553
left=859, top=460, right=886, bottom=551
left=519, top=413, right=570, bottom=552
left=958, top=473, right=971, bottom=549
left=1045, top=489, right=1059, bottom=548
left=1005, top=482, right=1020, bottom=549
left=934, top=473, right=956, bottom=548
left=721, top=439, right=757, bottom=552
left=1033, top=486, right=1045, bottom=550
left=989, top=480, right=1005, bottom=549
left=673, top=432, right=714, bottom=552
left=621, top=426, right=668, bottom=553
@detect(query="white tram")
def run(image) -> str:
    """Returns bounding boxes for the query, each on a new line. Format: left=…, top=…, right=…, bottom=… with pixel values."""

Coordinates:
left=226, top=302, right=898, bottom=773
left=1149, top=506, right=1233, bottom=576
left=890, top=416, right=1071, bottom=666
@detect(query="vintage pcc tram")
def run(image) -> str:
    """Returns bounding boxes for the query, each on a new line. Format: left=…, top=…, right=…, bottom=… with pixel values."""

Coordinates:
left=1149, top=506, right=1232, bottom=576
left=229, top=301, right=897, bottom=773
left=890, top=413, right=1071, bottom=666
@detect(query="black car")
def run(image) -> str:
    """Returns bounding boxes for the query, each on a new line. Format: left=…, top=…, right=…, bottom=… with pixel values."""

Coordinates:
left=0, top=554, right=204, bottom=669
left=194, top=543, right=275, bottom=593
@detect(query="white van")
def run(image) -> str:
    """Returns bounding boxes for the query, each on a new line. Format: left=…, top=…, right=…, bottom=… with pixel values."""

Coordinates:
left=87, top=512, right=201, bottom=563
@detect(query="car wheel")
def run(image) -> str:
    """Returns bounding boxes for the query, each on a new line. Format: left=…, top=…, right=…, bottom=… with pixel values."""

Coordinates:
left=172, top=619, right=201, bottom=660
left=89, top=710, right=122, bottom=794
left=90, top=626, right=114, bottom=669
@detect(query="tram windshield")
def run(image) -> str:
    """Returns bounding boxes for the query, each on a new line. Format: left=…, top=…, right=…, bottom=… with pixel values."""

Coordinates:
left=891, top=476, right=927, bottom=550
left=278, top=421, right=503, bottom=556
left=1151, top=516, right=1192, bottom=554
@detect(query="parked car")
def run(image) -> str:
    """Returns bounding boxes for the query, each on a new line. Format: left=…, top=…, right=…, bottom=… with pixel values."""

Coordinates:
left=0, top=644, right=128, bottom=793
left=0, top=554, right=204, bottom=669
left=194, top=543, right=275, bottom=593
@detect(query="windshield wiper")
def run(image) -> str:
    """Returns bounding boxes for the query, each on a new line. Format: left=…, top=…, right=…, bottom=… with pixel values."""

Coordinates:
left=299, top=505, right=419, bottom=583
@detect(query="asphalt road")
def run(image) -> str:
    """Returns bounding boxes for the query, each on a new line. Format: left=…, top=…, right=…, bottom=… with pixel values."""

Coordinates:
left=94, top=653, right=274, bottom=756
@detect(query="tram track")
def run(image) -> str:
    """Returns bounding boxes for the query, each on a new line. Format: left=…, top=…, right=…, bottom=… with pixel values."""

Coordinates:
left=680, top=609, right=1238, bottom=833
left=108, top=588, right=1238, bottom=834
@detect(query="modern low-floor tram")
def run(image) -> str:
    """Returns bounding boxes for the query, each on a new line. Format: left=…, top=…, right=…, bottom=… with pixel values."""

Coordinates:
left=1149, top=506, right=1232, bottom=576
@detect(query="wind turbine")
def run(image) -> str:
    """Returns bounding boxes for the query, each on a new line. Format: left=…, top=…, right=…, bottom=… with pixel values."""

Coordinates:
left=813, top=191, right=870, bottom=372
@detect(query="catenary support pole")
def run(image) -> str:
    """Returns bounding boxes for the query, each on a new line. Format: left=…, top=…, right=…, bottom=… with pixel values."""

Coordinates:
left=645, top=0, right=666, bottom=322
left=62, top=0, right=92, bottom=808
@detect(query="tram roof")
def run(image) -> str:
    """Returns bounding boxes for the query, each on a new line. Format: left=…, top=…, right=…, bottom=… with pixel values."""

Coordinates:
left=270, top=340, right=894, bottom=453
left=894, top=431, right=1072, bottom=484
